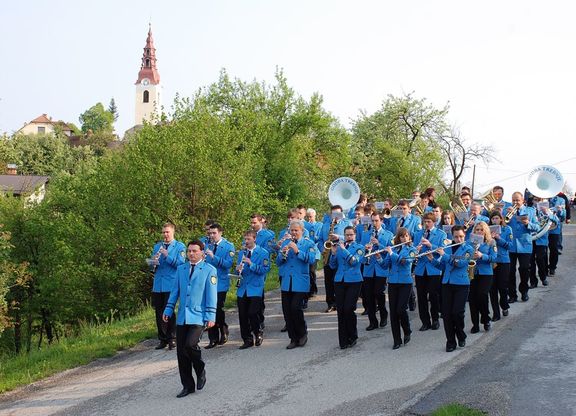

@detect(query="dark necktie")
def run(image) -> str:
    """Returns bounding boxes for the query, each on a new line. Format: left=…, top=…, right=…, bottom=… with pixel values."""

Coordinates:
left=247, top=250, right=252, bottom=259
left=424, top=230, right=430, bottom=240
left=345, top=243, right=350, bottom=250
left=189, top=264, right=196, bottom=279
left=213, top=243, right=218, bottom=255
left=399, top=217, right=405, bottom=227
left=164, top=243, right=169, bottom=250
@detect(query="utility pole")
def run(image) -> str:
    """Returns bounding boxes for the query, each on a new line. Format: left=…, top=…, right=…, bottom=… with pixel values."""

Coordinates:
left=471, top=164, right=476, bottom=197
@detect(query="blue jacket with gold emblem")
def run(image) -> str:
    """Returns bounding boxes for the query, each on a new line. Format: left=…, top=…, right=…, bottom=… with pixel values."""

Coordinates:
left=277, top=237, right=318, bottom=292
left=473, top=241, right=497, bottom=276
left=329, top=241, right=364, bottom=283
left=256, top=228, right=276, bottom=252
left=508, top=206, right=539, bottom=253
left=381, top=245, right=417, bottom=284
left=413, top=227, right=447, bottom=276
left=236, top=246, right=270, bottom=297
left=151, top=240, right=187, bottom=293
left=362, top=226, right=393, bottom=278
left=436, top=243, right=475, bottom=285
left=163, top=260, right=218, bottom=325
left=204, top=238, right=235, bottom=293
left=548, top=196, right=566, bottom=236
left=493, top=225, right=512, bottom=263
left=388, top=214, right=421, bottom=238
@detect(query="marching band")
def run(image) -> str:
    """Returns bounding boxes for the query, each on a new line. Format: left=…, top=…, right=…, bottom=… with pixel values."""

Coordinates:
left=150, top=167, right=570, bottom=396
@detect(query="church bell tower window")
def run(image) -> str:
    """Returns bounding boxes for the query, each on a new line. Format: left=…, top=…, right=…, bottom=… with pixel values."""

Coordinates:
left=143, top=90, right=149, bottom=103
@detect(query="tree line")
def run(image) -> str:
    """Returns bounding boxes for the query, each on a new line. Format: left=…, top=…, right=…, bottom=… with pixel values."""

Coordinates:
left=0, top=70, right=492, bottom=355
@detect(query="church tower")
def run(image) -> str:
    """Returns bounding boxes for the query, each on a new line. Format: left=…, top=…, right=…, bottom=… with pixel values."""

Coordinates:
left=135, top=25, right=162, bottom=125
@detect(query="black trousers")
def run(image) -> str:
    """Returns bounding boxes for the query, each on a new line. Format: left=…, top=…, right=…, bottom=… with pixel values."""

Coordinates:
left=324, top=264, right=336, bottom=308
left=208, top=291, right=228, bottom=343
left=334, top=281, right=362, bottom=348
left=442, top=284, right=469, bottom=348
left=363, top=277, right=388, bottom=326
left=469, top=274, right=492, bottom=327
left=176, top=324, right=205, bottom=391
left=548, top=233, right=560, bottom=272
left=415, top=273, right=442, bottom=326
left=530, top=244, right=548, bottom=285
left=509, top=252, right=530, bottom=299
left=490, top=263, right=510, bottom=319
left=237, top=295, right=262, bottom=342
left=309, top=262, right=318, bottom=296
left=281, top=291, right=307, bottom=342
left=388, top=283, right=412, bottom=345
left=152, top=291, right=175, bottom=343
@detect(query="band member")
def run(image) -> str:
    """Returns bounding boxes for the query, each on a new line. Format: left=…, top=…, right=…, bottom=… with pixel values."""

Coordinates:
left=468, top=222, right=497, bottom=333
left=362, top=212, right=393, bottom=330
left=305, top=208, right=323, bottom=297
left=150, top=222, right=186, bottom=350
left=530, top=199, right=558, bottom=287
left=381, top=227, right=416, bottom=350
left=329, top=226, right=364, bottom=349
left=440, top=210, right=456, bottom=239
left=200, top=219, right=215, bottom=245
left=508, top=192, right=539, bottom=303
left=204, top=223, right=235, bottom=349
left=432, top=205, right=443, bottom=227
left=250, top=213, right=275, bottom=252
left=482, top=185, right=512, bottom=217
left=424, top=187, right=437, bottom=208
left=415, top=192, right=433, bottom=215
left=347, top=193, right=368, bottom=220
left=548, top=195, right=566, bottom=276
left=162, top=240, right=217, bottom=397
left=488, top=212, right=512, bottom=320
left=460, top=192, right=472, bottom=212
left=434, top=225, right=474, bottom=352
left=318, top=205, right=352, bottom=313
left=277, top=221, right=318, bottom=349
left=388, top=199, right=421, bottom=237
left=413, top=213, right=447, bottom=331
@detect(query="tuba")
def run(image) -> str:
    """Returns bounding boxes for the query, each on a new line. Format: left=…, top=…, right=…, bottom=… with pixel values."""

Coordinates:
left=449, top=195, right=468, bottom=214
left=479, top=189, right=499, bottom=213
left=525, top=165, right=564, bottom=241
left=328, top=177, right=361, bottom=211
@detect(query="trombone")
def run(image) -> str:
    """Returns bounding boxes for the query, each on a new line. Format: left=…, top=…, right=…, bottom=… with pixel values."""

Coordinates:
left=364, top=240, right=412, bottom=258
left=414, top=242, right=464, bottom=258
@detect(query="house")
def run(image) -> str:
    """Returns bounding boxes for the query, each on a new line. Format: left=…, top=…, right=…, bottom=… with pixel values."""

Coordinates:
left=0, top=165, right=49, bottom=204
left=16, top=114, right=74, bottom=137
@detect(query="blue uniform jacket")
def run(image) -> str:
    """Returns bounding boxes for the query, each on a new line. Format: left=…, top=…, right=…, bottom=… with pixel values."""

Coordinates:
left=163, top=260, right=218, bottom=325
left=494, top=225, right=512, bottom=263
left=473, top=242, right=497, bottom=276
left=151, top=240, right=187, bottom=292
left=317, top=218, right=352, bottom=254
left=363, top=227, right=394, bottom=278
left=381, top=245, right=417, bottom=284
left=436, top=243, right=475, bottom=285
left=256, top=228, right=276, bottom=253
left=236, top=246, right=271, bottom=297
left=388, top=214, right=421, bottom=237
left=204, top=238, right=235, bottom=292
left=548, top=196, right=566, bottom=236
left=329, top=241, right=364, bottom=283
left=305, top=221, right=323, bottom=244
left=464, top=215, right=490, bottom=238
left=277, top=238, right=318, bottom=292
left=482, top=200, right=512, bottom=217
left=413, top=227, right=447, bottom=276
left=509, top=206, right=539, bottom=253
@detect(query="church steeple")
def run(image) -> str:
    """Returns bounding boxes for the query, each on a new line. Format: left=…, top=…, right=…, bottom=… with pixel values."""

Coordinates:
left=135, top=24, right=160, bottom=85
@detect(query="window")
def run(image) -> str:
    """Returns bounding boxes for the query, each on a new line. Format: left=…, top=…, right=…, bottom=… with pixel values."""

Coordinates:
left=145, top=58, right=150, bottom=67
left=37, top=126, right=45, bottom=134
left=143, top=90, right=149, bottom=103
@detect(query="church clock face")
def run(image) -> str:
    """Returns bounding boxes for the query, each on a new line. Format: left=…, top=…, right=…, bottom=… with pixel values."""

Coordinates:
left=142, top=78, right=150, bottom=86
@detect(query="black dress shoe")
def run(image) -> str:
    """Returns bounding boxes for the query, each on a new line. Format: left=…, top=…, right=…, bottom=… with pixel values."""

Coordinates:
left=219, top=327, right=229, bottom=345
left=446, top=344, right=456, bottom=352
left=286, top=341, right=298, bottom=350
left=502, top=309, right=509, bottom=316
left=205, top=341, right=218, bottom=350
left=549, top=269, right=556, bottom=276
left=508, top=297, right=517, bottom=304
left=409, top=305, right=416, bottom=312
left=155, top=342, right=168, bottom=350
left=380, top=320, right=388, bottom=328
left=197, top=369, right=206, bottom=390
left=484, top=322, right=491, bottom=331
left=419, top=324, right=431, bottom=332
left=458, top=339, right=466, bottom=348
left=255, top=334, right=263, bottom=347
left=542, top=279, right=549, bottom=286
left=393, top=343, right=401, bottom=350
left=168, top=341, right=176, bottom=350
left=340, top=344, right=348, bottom=350
left=492, top=316, right=501, bottom=322
left=176, top=388, right=194, bottom=398
left=366, top=324, right=378, bottom=331
left=280, top=325, right=288, bottom=332
left=471, top=326, right=480, bottom=334
left=348, top=339, right=357, bottom=348
left=529, top=283, right=537, bottom=289
left=239, top=341, right=254, bottom=350
left=404, top=334, right=411, bottom=345
left=521, top=293, right=529, bottom=302
left=325, top=306, right=336, bottom=313
left=298, top=334, right=308, bottom=347
left=431, top=320, right=440, bottom=330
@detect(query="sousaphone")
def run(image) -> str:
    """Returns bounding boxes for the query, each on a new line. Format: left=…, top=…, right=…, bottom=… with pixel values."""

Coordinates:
left=525, top=165, right=564, bottom=241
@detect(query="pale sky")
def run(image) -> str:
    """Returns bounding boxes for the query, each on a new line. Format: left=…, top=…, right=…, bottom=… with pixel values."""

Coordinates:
left=1, top=0, right=575, bottom=200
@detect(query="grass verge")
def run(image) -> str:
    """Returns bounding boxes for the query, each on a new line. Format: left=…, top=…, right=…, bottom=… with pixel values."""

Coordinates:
left=431, top=403, right=486, bottom=416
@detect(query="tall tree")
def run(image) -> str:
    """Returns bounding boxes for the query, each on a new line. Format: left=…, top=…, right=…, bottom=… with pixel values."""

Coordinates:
left=79, top=103, right=114, bottom=134
left=108, top=98, right=119, bottom=122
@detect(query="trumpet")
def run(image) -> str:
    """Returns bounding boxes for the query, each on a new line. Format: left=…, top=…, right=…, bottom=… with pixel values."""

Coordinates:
left=382, top=205, right=398, bottom=219
left=463, top=214, right=476, bottom=231
left=504, top=203, right=520, bottom=224
left=364, top=240, right=412, bottom=258
left=414, top=242, right=464, bottom=258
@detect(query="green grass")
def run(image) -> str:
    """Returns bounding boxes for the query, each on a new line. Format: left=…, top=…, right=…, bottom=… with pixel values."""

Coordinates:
left=431, top=403, right=486, bottom=416
left=0, top=267, right=282, bottom=394
left=0, top=308, right=156, bottom=394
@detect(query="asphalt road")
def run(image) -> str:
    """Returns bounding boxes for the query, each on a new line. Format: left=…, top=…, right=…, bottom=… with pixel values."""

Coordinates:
left=406, top=223, right=576, bottom=416
left=0, top=224, right=574, bottom=416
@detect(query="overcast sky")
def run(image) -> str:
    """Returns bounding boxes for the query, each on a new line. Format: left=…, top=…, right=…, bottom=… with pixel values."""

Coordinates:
left=1, top=0, right=575, bottom=200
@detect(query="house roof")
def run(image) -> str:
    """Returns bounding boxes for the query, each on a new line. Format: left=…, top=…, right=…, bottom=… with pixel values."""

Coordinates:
left=0, top=175, right=50, bottom=195
left=30, top=114, right=53, bottom=124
